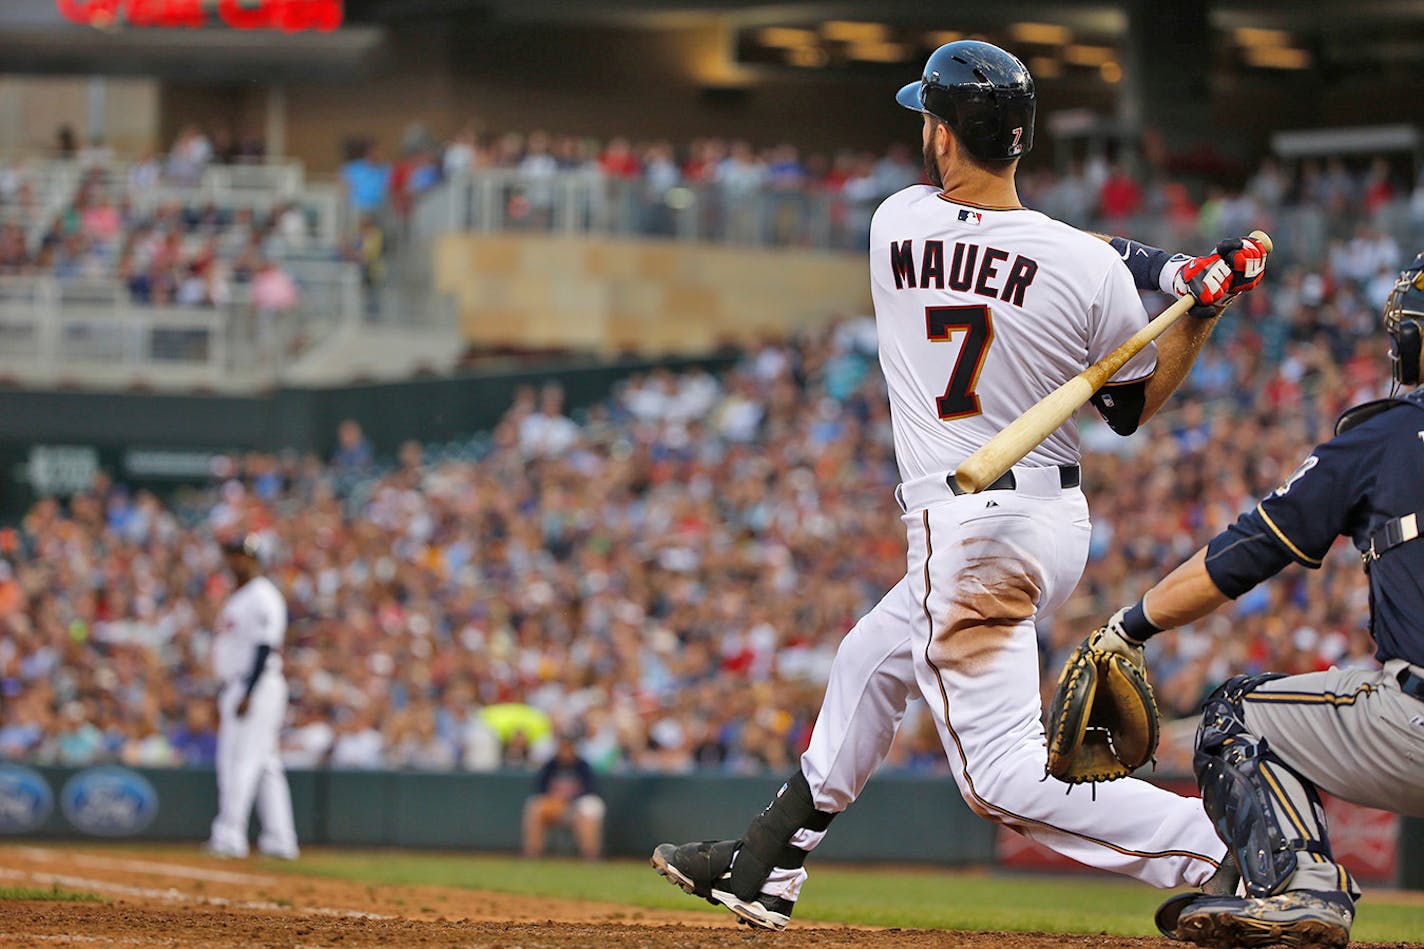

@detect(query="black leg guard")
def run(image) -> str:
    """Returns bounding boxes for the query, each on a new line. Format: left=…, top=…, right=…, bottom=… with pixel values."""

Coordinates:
left=1195, top=674, right=1333, bottom=899
left=728, top=770, right=836, bottom=901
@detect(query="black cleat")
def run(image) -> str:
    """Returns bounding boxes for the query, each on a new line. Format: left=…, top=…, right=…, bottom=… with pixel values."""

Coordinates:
left=1164, top=890, right=1352, bottom=949
left=650, top=840, right=794, bottom=931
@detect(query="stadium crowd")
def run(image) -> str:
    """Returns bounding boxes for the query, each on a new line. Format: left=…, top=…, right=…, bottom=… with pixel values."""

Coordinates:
left=6, top=119, right=1421, bottom=309
left=0, top=226, right=1406, bottom=774
left=0, top=118, right=1420, bottom=775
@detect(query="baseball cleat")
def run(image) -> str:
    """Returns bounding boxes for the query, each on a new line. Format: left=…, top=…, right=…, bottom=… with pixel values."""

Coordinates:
left=1167, top=890, right=1352, bottom=949
left=650, top=840, right=794, bottom=931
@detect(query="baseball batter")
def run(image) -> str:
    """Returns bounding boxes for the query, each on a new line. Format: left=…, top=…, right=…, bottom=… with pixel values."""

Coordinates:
left=206, top=534, right=298, bottom=860
left=1114, top=253, right=1424, bottom=949
left=653, top=41, right=1265, bottom=929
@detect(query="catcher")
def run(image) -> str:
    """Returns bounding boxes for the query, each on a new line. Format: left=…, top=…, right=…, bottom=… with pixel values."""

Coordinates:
left=1048, top=253, right=1424, bottom=949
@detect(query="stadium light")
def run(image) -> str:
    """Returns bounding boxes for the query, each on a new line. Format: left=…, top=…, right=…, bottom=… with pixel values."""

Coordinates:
left=757, top=27, right=818, bottom=49
left=1234, top=27, right=1292, bottom=48
left=821, top=21, right=888, bottom=43
left=1028, top=57, right=1062, bottom=79
left=1008, top=22, right=1072, bottom=46
left=1063, top=44, right=1115, bottom=66
left=847, top=42, right=908, bottom=63
left=1244, top=46, right=1311, bottom=69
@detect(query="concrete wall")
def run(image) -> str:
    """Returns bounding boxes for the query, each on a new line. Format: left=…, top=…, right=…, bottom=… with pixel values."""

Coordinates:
left=436, top=233, right=870, bottom=356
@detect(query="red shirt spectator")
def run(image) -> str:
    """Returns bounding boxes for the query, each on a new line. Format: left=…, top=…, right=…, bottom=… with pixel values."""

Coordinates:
left=1098, top=165, right=1143, bottom=220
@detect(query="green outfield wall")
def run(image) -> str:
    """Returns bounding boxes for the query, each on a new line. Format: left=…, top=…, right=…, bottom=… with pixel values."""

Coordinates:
left=5, top=765, right=993, bottom=865
left=4, top=764, right=1420, bottom=889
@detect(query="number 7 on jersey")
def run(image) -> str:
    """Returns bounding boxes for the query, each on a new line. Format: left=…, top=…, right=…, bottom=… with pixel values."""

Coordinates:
left=926, top=305, right=994, bottom=420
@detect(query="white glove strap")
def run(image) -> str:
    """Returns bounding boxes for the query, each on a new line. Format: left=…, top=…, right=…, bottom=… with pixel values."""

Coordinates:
left=1159, top=255, right=1191, bottom=295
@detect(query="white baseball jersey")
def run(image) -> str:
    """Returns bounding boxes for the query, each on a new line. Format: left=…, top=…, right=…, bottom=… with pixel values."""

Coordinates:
left=869, top=186, right=1157, bottom=481
left=211, top=576, right=286, bottom=683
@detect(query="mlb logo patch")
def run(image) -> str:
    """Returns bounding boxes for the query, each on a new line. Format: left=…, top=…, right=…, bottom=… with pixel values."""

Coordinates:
left=958, top=209, right=982, bottom=225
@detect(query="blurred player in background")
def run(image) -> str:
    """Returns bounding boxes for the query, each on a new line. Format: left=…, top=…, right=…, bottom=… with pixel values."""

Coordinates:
left=522, top=734, right=605, bottom=861
left=205, top=534, right=299, bottom=860
left=652, top=40, right=1266, bottom=929
left=1100, top=254, right=1424, bottom=949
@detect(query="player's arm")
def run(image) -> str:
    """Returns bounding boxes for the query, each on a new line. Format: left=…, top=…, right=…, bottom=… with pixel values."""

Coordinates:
left=234, top=643, right=271, bottom=717
left=1103, top=431, right=1373, bottom=643
left=1089, top=234, right=1267, bottom=427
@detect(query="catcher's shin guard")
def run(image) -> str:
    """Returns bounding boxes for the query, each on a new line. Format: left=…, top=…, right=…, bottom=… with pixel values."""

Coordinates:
left=728, top=770, right=836, bottom=901
left=1194, top=674, right=1331, bottom=898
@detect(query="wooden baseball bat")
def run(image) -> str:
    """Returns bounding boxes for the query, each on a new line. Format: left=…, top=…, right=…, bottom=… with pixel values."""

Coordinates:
left=952, top=230, right=1272, bottom=494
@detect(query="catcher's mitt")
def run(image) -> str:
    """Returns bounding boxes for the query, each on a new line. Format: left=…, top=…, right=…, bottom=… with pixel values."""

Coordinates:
left=1046, top=622, right=1160, bottom=784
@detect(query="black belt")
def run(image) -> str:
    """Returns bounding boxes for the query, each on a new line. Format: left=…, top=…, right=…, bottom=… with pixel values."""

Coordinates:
left=1397, top=667, right=1424, bottom=702
left=948, top=464, right=1080, bottom=496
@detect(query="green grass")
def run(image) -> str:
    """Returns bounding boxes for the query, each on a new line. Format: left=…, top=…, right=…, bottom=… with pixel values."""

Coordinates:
left=274, top=850, right=1424, bottom=942
left=0, top=884, right=104, bottom=903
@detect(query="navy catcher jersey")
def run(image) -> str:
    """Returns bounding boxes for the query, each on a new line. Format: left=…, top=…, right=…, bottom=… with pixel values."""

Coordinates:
left=1242, top=388, right=1424, bottom=665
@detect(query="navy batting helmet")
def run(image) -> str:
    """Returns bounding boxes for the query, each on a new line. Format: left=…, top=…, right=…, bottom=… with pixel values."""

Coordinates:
left=1384, top=252, right=1424, bottom=386
left=896, top=40, right=1035, bottom=162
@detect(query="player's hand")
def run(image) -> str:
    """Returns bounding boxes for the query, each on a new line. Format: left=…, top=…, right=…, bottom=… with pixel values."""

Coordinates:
left=1213, top=236, right=1267, bottom=295
left=235, top=696, right=251, bottom=718
left=1085, top=607, right=1146, bottom=673
left=1170, top=252, right=1234, bottom=311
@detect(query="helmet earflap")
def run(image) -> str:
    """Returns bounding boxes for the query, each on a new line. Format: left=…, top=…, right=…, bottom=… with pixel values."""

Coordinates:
left=1391, top=317, right=1422, bottom=386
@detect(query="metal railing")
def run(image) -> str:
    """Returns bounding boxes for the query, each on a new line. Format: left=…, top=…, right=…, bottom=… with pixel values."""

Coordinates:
left=414, top=168, right=1424, bottom=268
left=0, top=268, right=363, bottom=389
left=0, top=156, right=346, bottom=251
left=415, top=170, right=880, bottom=252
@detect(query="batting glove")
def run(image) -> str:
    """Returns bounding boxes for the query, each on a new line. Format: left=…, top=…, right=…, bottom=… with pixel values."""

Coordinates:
left=1170, top=253, right=1235, bottom=309
left=1214, top=236, right=1267, bottom=295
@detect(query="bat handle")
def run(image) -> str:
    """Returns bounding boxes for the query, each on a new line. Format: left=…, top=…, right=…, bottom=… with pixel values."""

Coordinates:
left=1248, top=229, right=1273, bottom=255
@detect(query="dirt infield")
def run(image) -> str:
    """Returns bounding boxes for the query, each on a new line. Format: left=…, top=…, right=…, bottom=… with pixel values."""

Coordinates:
left=0, top=845, right=1414, bottom=949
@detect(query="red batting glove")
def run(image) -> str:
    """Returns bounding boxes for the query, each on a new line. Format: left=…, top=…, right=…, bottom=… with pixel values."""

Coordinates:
left=1215, top=236, right=1267, bottom=294
left=1171, top=253, right=1234, bottom=308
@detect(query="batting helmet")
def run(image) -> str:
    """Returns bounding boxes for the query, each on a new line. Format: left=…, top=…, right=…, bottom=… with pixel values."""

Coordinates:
left=896, top=41, right=1035, bottom=162
left=1384, top=252, right=1424, bottom=386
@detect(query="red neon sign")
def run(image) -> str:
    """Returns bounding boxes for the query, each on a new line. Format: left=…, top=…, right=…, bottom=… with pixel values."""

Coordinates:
left=57, top=0, right=344, bottom=32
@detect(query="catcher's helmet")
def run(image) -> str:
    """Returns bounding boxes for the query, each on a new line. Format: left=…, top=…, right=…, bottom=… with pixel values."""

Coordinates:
left=1384, top=252, right=1424, bottom=386
left=896, top=40, right=1035, bottom=162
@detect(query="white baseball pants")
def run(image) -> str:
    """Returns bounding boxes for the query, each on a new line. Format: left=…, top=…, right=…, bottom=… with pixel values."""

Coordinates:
left=209, top=672, right=299, bottom=858
left=780, top=469, right=1225, bottom=897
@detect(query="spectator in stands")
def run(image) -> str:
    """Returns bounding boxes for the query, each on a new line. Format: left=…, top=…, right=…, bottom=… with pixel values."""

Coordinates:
left=167, top=126, right=214, bottom=186
left=341, top=141, right=392, bottom=216
left=522, top=734, right=605, bottom=861
left=55, top=125, right=78, bottom=161
left=331, top=419, right=374, bottom=472
left=328, top=705, right=385, bottom=769
left=249, top=257, right=300, bottom=356
left=442, top=124, right=481, bottom=179
left=517, top=384, right=579, bottom=458
left=516, top=131, right=559, bottom=229
left=1098, top=162, right=1143, bottom=222
left=169, top=701, right=218, bottom=767
left=345, top=215, right=386, bottom=312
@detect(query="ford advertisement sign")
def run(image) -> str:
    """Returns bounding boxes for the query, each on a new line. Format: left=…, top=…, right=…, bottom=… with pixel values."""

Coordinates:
left=61, top=767, right=158, bottom=837
left=0, top=764, right=54, bottom=834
